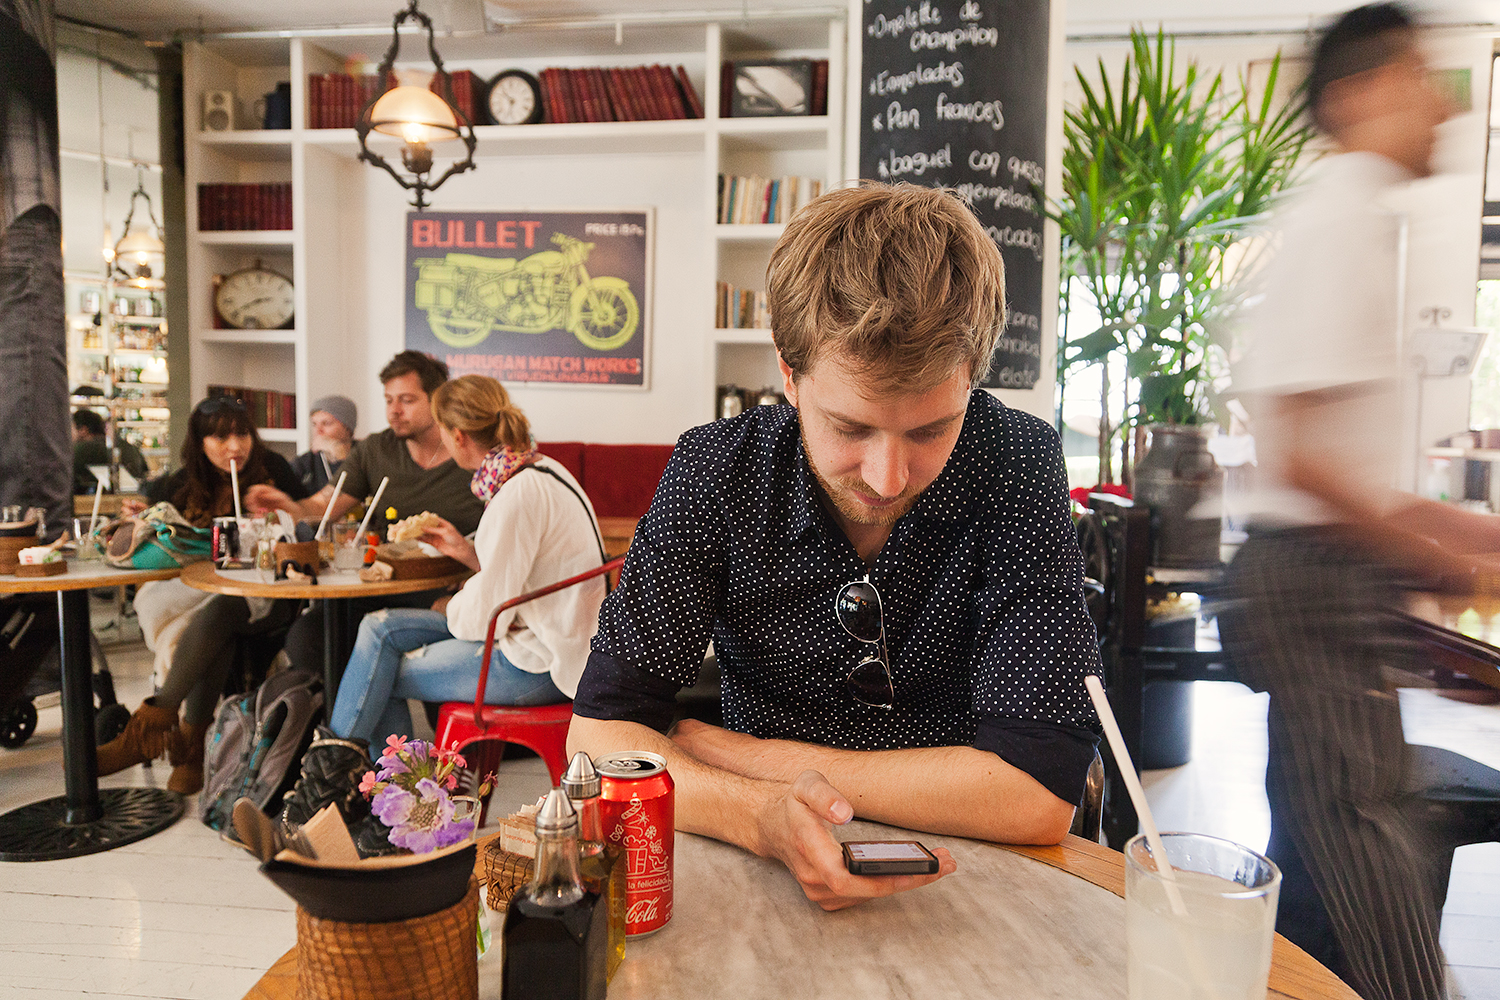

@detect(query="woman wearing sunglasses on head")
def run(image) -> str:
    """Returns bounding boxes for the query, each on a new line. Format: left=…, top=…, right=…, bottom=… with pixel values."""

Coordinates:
left=327, top=374, right=607, bottom=750
left=97, top=396, right=310, bottom=793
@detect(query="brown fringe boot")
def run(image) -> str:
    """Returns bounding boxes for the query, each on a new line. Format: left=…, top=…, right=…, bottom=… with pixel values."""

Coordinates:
left=96, top=697, right=180, bottom=776
left=167, top=721, right=211, bottom=795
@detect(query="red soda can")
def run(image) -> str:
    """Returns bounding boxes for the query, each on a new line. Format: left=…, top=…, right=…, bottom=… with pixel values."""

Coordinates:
left=596, top=751, right=674, bottom=936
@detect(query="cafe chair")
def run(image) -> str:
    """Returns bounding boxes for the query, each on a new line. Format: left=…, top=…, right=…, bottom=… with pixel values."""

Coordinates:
left=435, top=556, right=626, bottom=822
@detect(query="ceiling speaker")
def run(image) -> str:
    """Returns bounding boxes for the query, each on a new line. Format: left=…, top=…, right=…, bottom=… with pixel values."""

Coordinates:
left=203, top=91, right=234, bottom=132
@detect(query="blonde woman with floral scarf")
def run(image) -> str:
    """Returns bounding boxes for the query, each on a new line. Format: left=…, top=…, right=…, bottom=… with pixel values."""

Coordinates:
left=328, top=375, right=607, bottom=750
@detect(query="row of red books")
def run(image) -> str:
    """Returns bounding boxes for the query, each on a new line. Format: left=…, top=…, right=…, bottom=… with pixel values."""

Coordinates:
left=197, top=183, right=292, bottom=232
left=718, top=60, right=830, bottom=118
left=538, top=64, right=702, bottom=123
left=307, top=70, right=482, bottom=130
left=207, top=384, right=297, bottom=430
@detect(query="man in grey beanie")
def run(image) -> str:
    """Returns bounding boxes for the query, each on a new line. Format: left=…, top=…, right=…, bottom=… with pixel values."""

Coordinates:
left=293, top=394, right=357, bottom=493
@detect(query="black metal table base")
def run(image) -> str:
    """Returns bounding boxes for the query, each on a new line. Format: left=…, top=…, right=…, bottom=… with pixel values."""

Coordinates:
left=0, top=787, right=183, bottom=862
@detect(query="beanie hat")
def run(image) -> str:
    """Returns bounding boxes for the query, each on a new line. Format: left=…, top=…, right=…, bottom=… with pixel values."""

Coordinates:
left=310, top=395, right=357, bottom=436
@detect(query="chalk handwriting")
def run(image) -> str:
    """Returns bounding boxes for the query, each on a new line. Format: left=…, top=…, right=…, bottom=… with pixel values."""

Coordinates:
left=935, top=93, right=1004, bottom=130
left=876, top=143, right=953, bottom=179
left=869, top=61, right=965, bottom=96
left=910, top=23, right=999, bottom=52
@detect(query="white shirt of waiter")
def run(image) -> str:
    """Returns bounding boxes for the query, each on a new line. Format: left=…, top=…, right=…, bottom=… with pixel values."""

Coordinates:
left=1233, top=151, right=1412, bottom=528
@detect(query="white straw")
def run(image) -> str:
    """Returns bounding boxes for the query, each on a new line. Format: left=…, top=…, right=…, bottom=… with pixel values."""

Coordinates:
left=354, top=475, right=389, bottom=545
left=314, top=470, right=347, bottom=541
left=229, top=459, right=242, bottom=521
left=88, top=481, right=104, bottom=537
left=1083, top=674, right=1188, bottom=916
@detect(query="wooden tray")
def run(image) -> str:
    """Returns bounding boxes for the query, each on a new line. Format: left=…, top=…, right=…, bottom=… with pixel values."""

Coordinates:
left=16, top=561, right=66, bottom=578
left=0, top=535, right=40, bottom=574
left=373, top=543, right=463, bottom=581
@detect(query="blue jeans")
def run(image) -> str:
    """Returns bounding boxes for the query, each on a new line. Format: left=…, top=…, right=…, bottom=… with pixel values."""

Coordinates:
left=329, top=608, right=566, bottom=750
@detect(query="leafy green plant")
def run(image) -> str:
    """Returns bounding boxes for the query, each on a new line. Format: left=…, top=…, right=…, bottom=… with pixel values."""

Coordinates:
left=1052, top=28, right=1312, bottom=484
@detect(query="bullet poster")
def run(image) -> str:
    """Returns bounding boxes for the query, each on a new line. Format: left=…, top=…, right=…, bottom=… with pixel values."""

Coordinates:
left=405, top=209, right=651, bottom=387
left=860, top=0, right=1049, bottom=390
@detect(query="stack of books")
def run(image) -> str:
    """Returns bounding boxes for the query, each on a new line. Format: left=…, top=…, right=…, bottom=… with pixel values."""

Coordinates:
left=717, top=175, right=823, bottom=225
left=307, top=70, right=481, bottom=129
left=206, top=384, right=297, bottom=429
left=715, top=282, right=770, bottom=330
left=539, top=65, right=702, bottom=123
left=197, top=183, right=293, bottom=231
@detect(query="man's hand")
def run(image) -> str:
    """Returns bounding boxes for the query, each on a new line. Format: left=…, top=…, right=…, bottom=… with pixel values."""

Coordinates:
left=418, top=516, right=479, bottom=571
left=246, top=483, right=294, bottom=515
left=119, top=497, right=147, bottom=517
left=754, top=771, right=956, bottom=911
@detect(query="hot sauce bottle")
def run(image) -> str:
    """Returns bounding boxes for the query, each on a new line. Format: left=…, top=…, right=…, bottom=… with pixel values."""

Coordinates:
left=563, top=752, right=626, bottom=980
left=502, top=789, right=607, bottom=1000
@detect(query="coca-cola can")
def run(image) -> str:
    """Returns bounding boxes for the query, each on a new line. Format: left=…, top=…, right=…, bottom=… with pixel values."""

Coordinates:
left=211, top=517, right=239, bottom=565
left=596, top=751, right=674, bottom=937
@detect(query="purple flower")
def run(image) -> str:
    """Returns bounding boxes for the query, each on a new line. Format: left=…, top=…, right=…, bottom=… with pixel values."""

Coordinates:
left=376, top=756, right=410, bottom=780
left=372, top=777, right=472, bottom=854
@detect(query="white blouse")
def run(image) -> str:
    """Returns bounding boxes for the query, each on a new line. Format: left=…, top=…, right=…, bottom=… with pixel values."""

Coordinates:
left=444, top=456, right=607, bottom=698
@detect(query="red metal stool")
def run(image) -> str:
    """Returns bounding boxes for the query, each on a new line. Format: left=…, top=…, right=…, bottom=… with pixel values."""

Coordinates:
left=434, top=556, right=625, bottom=821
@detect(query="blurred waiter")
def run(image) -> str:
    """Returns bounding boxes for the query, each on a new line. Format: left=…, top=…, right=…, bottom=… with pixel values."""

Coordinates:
left=1223, top=6, right=1500, bottom=999
left=0, top=0, right=68, bottom=537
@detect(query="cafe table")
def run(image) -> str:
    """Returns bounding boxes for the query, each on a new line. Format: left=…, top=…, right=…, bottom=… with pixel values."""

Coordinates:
left=0, top=560, right=185, bottom=862
left=244, top=826, right=1359, bottom=1000
left=180, top=560, right=472, bottom=698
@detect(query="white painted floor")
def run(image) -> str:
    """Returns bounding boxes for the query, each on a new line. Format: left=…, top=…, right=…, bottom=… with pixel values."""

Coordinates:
left=1, top=624, right=1497, bottom=998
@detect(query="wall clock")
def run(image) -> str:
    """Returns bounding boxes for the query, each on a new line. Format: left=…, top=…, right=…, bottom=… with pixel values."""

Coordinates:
left=214, top=260, right=294, bottom=330
left=487, top=69, right=543, bottom=126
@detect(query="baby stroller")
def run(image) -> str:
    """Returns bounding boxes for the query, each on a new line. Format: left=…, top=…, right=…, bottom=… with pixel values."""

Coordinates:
left=0, top=593, right=128, bottom=749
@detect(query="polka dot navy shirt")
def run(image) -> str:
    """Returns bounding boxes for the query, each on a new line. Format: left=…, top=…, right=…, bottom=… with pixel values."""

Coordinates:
left=573, top=390, right=1103, bottom=803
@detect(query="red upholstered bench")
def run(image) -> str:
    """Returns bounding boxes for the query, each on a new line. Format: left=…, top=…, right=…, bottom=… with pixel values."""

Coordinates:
left=536, top=441, right=674, bottom=556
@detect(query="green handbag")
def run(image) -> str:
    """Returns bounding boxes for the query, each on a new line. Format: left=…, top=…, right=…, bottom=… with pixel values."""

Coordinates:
left=102, top=502, right=213, bottom=569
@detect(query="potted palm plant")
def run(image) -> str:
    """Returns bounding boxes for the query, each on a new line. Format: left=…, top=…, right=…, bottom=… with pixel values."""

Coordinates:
left=1052, top=27, right=1313, bottom=528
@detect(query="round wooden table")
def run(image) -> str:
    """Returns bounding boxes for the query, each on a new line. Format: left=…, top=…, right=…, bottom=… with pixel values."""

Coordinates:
left=180, top=561, right=472, bottom=697
left=0, top=561, right=185, bottom=862
left=245, top=828, right=1358, bottom=1000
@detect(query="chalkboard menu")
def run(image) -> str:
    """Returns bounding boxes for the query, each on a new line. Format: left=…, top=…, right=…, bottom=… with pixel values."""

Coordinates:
left=859, top=0, right=1049, bottom=390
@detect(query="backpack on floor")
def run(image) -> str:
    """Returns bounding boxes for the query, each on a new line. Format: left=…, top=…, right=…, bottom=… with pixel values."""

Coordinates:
left=200, top=667, right=324, bottom=831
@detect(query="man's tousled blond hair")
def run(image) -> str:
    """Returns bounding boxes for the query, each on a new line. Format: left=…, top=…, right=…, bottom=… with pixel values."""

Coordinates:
left=767, top=183, right=1006, bottom=394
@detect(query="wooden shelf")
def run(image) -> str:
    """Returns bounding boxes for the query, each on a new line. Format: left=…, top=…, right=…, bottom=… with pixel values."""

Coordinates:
left=199, top=328, right=298, bottom=345
left=715, top=224, right=785, bottom=242
left=1428, top=447, right=1500, bottom=462
left=196, top=230, right=294, bottom=247
left=713, top=328, right=774, bottom=345
left=301, top=118, right=708, bottom=157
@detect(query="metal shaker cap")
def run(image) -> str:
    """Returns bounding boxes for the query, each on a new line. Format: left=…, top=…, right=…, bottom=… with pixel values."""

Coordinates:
left=534, top=787, right=579, bottom=834
left=561, top=751, right=600, bottom=800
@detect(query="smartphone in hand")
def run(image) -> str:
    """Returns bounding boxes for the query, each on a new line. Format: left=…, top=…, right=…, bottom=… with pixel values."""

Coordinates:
left=841, top=840, right=940, bottom=876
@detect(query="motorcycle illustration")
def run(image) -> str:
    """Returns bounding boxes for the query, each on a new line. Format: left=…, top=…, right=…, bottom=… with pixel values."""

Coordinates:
left=412, top=233, right=640, bottom=351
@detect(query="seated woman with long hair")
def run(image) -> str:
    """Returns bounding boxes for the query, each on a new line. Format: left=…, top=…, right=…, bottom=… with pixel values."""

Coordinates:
left=97, top=397, right=308, bottom=792
left=329, top=375, right=606, bottom=747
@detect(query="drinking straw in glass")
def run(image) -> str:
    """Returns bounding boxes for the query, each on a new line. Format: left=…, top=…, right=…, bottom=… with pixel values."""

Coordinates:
left=229, top=458, right=242, bottom=521
left=314, top=469, right=347, bottom=540
left=355, top=475, right=389, bottom=543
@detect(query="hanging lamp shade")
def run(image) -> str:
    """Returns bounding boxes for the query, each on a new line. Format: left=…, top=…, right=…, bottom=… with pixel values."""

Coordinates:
left=369, top=85, right=460, bottom=145
left=114, top=226, right=165, bottom=262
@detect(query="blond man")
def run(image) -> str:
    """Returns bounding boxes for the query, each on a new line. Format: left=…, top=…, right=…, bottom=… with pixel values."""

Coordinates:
left=569, top=184, right=1101, bottom=909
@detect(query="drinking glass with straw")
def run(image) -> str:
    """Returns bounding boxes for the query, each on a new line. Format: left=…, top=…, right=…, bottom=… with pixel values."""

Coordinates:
left=1085, top=675, right=1278, bottom=1000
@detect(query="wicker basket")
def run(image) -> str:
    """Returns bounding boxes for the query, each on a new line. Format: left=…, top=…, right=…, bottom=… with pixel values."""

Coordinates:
left=482, top=841, right=536, bottom=913
left=295, top=876, right=479, bottom=1000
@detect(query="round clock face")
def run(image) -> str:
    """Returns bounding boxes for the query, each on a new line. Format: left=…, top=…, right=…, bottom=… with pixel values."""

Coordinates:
left=487, top=70, right=542, bottom=126
left=215, top=265, right=294, bottom=330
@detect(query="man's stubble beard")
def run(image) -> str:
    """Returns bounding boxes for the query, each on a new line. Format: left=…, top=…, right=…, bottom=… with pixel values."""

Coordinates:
left=800, top=423, right=920, bottom=528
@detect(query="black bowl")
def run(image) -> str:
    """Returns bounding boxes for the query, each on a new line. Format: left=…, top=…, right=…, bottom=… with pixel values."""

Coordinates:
left=259, top=842, right=475, bottom=923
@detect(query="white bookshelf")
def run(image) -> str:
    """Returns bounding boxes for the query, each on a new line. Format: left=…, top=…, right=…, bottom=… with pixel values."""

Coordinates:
left=184, top=14, right=848, bottom=446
